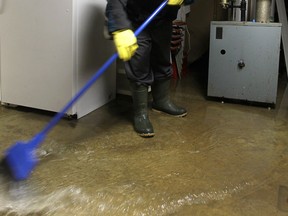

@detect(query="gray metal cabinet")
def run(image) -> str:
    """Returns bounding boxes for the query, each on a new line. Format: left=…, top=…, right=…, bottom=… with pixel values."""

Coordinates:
left=207, top=21, right=282, bottom=105
left=0, top=0, right=116, bottom=118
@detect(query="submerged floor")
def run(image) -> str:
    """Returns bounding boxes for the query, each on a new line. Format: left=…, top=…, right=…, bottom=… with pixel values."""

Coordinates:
left=1, top=57, right=288, bottom=215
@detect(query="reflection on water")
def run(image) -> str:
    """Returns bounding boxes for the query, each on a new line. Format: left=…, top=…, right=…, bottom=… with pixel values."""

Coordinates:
left=1, top=74, right=288, bottom=215
left=0, top=178, right=251, bottom=215
left=0, top=183, right=89, bottom=215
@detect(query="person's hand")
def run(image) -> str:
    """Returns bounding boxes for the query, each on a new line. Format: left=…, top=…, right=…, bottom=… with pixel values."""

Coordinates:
left=113, top=29, right=138, bottom=61
left=167, top=0, right=184, bottom=5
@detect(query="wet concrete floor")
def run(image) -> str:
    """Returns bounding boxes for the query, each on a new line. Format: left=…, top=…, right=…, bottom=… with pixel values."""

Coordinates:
left=1, top=57, right=288, bottom=215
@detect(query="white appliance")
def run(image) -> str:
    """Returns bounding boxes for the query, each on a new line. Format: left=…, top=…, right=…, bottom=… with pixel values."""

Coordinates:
left=0, top=0, right=116, bottom=118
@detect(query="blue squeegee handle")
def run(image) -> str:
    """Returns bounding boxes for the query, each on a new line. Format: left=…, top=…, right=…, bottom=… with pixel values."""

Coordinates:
left=38, top=0, right=168, bottom=138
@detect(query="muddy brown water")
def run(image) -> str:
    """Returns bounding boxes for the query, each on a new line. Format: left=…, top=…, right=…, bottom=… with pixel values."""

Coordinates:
left=0, top=72, right=288, bottom=215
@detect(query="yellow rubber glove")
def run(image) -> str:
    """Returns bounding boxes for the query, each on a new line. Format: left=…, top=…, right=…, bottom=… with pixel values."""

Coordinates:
left=113, top=29, right=138, bottom=61
left=168, top=0, right=184, bottom=5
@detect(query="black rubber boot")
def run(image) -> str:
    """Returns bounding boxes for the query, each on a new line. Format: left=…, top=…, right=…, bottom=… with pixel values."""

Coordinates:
left=130, top=82, right=155, bottom=137
left=151, top=79, right=187, bottom=117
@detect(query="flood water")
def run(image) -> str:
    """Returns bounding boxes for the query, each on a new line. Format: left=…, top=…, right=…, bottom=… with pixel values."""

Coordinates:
left=0, top=63, right=288, bottom=215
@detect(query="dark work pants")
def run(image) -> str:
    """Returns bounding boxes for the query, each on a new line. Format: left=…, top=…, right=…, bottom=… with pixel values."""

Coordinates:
left=124, top=20, right=173, bottom=86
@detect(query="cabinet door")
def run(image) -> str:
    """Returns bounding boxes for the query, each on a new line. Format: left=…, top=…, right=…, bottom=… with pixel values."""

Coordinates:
left=0, top=0, right=74, bottom=112
left=208, top=23, right=281, bottom=104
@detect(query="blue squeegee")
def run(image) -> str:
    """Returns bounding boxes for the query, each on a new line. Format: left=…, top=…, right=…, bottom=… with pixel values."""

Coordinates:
left=3, top=0, right=168, bottom=181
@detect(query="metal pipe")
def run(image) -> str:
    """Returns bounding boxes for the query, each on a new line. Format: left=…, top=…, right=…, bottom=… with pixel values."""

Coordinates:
left=256, top=0, right=271, bottom=22
left=248, top=0, right=257, bottom=21
left=270, top=0, right=276, bottom=22
left=240, top=0, right=247, bottom=21
left=229, top=0, right=247, bottom=21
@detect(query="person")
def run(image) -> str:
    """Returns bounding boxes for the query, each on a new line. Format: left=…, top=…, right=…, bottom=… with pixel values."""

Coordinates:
left=105, top=0, right=193, bottom=137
